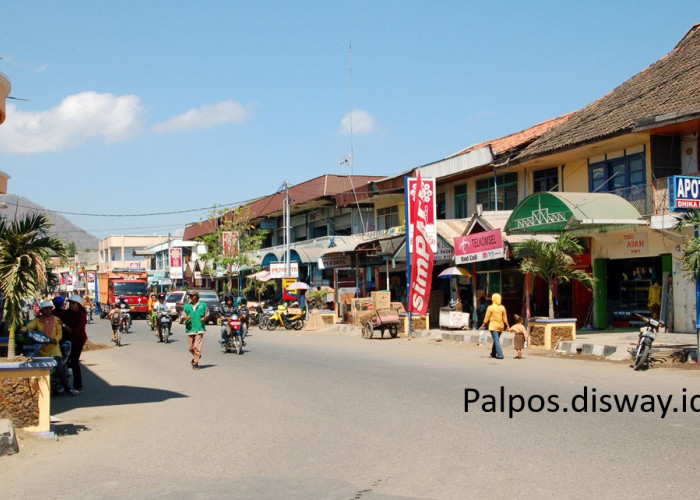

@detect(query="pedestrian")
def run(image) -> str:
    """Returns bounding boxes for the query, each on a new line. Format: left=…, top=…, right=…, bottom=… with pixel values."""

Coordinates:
left=480, top=292, right=509, bottom=360
left=182, top=291, right=209, bottom=370
left=508, top=314, right=529, bottom=359
left=54, top=294, right=88, bottom=392
left=475, top=296, right=487, bottom=329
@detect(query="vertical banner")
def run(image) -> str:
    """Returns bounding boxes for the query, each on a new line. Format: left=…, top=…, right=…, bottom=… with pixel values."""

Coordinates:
left=282, top=277, right=298, bottom=301
left=169, top=247, right=183, bottom=280
left=222, top=231, right=239, bottom=257
left=87, top=271, right=96, bottom=291
left=408, top=170, right=435, bottom=315
left=406, top=176, right=437, bottom=252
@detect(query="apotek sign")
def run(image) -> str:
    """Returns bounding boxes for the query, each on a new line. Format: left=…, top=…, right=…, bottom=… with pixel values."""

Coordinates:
left=454, top=229, right=505, bottom=264
left=668, top=175, right=700, bottom=210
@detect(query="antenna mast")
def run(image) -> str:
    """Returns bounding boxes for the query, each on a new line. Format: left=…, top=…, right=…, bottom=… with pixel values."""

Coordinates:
left=348, top=43, right=354, bottom=177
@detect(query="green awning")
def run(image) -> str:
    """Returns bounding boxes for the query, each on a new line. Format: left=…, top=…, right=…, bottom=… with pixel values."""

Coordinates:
left=504, top=192, right=647, bottom=235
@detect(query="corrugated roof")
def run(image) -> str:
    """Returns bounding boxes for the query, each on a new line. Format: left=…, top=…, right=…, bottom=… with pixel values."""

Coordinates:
left=517, top=23, right=700, bottom=161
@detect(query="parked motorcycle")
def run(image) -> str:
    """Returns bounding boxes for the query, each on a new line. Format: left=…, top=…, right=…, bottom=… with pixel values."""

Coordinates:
left=18, top=330, right=72, bottom=395
left=248, top=304, right=264, bottom=327
left=157, top=310, right=172, bottom=343
left=632, top=313, right=664, bottom=370
left=266, top=304, right=304, bottom=331
left=220, top=314, right=244, bottom=354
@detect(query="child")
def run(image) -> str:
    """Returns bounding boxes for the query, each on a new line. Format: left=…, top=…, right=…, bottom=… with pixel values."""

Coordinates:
left=106, top=307, right=122, bottom=343
left=508, top=314, right=529, bottom=359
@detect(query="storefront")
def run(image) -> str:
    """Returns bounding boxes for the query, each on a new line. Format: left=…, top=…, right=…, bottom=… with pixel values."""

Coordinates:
left=505, top=191, right=648, bottom=329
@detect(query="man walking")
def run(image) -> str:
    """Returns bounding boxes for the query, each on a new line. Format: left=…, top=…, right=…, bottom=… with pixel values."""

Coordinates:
left=182, top=291, right=209, bottom=370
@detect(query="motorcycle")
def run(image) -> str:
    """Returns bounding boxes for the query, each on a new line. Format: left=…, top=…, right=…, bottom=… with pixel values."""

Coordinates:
left=632, top=313, right=664, bottom=370
left=18, top=330, right=72, bottom=395
left=220, top=314, right=244, bottom=355
left=119, top=308, right=131, bottom=334
left=266, top=304, right=304, bottom=331
left=157, top=310, right=172, bottom=343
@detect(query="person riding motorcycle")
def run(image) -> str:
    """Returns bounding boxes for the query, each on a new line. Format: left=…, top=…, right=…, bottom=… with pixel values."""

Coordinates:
left=152, top=292, right=169, bottom=332
left=116, top=295, right=132, bottom=329
left=221, top=293, right=248, bottom=345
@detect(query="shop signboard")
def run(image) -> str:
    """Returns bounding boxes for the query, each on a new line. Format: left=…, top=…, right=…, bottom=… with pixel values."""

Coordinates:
left=434, top=237, right=454, bottom=263
left=270, top=261, right=299, bottom=278
left=87, top=271, right=95, bottom=291
left=222, top=231, right=239, bottom=257
left=319, top=255, right=351, bottom=268
left=169, top=248, right=183, bottom=280
left=406, top=177, right=437, bottom=253
left=622, top=232, right=648, bottom=256
left=454, top=229, right=504, bottom=264
left=668, top=175, right=700, bottom=210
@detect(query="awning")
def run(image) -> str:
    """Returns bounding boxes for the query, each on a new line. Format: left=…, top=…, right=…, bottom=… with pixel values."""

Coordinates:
left=504, top=192, right=647, bottom=235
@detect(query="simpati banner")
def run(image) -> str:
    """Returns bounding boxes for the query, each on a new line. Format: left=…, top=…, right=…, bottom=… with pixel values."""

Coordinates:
left=407, top=177, right=437, bottom=253
left=169, top=247, right=183, bottom=280
left=408, top=171, right=434, bottom=315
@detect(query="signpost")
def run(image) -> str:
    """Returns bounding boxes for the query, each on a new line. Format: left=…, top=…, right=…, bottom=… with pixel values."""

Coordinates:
left=454, top=229, right=505, bottom=264
left=668, top=175, right=700, bottom=364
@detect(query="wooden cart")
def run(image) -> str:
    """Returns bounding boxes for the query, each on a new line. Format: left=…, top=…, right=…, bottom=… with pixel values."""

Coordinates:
left=362, top=311, right=400, bottom=339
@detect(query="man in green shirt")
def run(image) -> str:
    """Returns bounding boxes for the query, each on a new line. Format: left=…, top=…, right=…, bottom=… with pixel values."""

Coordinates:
left=182, top=291, right=209, bottom=370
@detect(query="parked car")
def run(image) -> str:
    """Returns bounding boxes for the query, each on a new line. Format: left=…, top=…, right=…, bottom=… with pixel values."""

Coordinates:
left=164, top=291, right=186, bottom=320
left=175, top=289, right=221, bottom=325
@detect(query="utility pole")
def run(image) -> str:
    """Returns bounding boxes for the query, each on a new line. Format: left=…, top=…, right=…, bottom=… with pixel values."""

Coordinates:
left=284, top=181, right=291, bottom=277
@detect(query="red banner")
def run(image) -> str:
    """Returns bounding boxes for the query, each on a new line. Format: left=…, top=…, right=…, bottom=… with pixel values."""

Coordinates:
left=408, top=171, right=434, bottom=315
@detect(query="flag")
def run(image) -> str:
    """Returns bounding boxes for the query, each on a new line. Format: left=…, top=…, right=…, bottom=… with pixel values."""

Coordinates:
left=408, top=170, right=434, bottom=315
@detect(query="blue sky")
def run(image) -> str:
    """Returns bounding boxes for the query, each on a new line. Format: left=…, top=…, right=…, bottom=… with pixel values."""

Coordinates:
left=0, top=1, right=697, bottom=241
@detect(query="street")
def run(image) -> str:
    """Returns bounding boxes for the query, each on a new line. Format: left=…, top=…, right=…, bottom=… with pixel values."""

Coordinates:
left=3, top=318, right=699, bottom=499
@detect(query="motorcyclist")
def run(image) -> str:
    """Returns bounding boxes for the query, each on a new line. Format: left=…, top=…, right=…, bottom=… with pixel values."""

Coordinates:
left=116, top=295, right=131, bottom=327
left=148, top=292, right=158, bottom=329
left=220, top=293, right=237, bottom=344
left=152, top=292, right=169, bottom=332
left=237, top=298, right=249, bottom=346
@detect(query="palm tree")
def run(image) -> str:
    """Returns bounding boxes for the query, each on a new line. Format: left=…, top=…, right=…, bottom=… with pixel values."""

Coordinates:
left=243, top=277, right=277, bottom=302
left=0, top=213, right=67, bottom=358
left=674, top=209, right=700, bottom=280
left=513, top=234, right=595, bottom=318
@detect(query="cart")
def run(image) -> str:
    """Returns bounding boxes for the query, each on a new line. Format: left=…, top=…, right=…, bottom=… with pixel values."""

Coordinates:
left=362, top=311, right=400, bottom=339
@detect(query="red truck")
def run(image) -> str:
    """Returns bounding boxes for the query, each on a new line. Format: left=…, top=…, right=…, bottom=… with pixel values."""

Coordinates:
left=97, top=270, right=149, bottom=318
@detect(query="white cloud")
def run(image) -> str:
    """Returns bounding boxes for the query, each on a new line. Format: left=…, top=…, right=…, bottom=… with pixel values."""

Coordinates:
left=1, top=55, right=48, bottom=73
left=339, top=109, right=376, bottom=135
left=152, top=100, right=252, bottom=134
left=0, top=91, right=143, bottom=154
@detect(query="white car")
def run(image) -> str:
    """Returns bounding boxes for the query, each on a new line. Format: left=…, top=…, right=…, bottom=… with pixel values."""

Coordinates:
left=164, top=291, right=186, bottom=320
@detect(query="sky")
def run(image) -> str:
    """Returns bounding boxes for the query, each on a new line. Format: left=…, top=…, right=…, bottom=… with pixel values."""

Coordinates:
left=0, top=1, right=697, bottom=241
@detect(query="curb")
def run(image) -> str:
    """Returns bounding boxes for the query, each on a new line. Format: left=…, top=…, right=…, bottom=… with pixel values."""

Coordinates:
left=555, top=340, right=627, bottom=360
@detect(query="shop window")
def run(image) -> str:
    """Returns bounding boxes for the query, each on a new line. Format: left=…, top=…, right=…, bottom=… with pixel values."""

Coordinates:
left=437, top=192, right=446, bottom=220
left=477, top=271, right=501, bottom=296
left=377, top=205, right=399, bottom=230
left=533, top=167, right=558, bottom=193
left=475, top=173, right=518, bottom=211
left=453, top=184, right=467, bottom=218
left=589, top=152, right=646, bottom=199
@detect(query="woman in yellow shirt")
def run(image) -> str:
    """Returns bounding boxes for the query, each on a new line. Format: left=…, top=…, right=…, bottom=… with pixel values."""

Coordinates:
left=24, top=301, right=76, bottom=396
left=480, top=293, right=510, bottom=360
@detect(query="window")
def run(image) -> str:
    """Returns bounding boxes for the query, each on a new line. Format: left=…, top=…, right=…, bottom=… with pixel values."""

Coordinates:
left=453, top=184, right=467, bottom=218
left=533, top=167, right=558, bottom=193
left=589, top=152, right=646, bottom=197
left=475, top=173, right=518, bottom=211
left=437, top=192, right=446, bottom=220
left=376, top=206, right=399, bottom=230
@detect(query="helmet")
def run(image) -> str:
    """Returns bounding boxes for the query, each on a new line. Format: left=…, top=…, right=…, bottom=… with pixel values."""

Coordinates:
left=224, top=293, right=234, bottom=302
left=157, top=292, right=166, bottom=300
left=240, top=298, right=247, bottom=305
left=68, top=294, right=85, bottom=307
left=53, top=296, right=65, bottom=308
left=118, top=295, right=125, bottom=300
left=39, top=300, right=54, bottom=310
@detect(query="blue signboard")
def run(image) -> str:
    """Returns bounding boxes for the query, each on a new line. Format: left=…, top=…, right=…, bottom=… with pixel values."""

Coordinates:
left=668, top=175, right=700, bottom=211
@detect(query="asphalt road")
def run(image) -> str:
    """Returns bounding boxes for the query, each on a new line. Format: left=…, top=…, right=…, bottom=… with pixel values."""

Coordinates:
left=3, top=317, right=699, bottom=499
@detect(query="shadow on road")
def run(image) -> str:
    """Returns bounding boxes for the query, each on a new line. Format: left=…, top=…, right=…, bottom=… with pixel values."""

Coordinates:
left=54, top=423, right=90, bottom=436
left=51, top=363, right=187, bottom=416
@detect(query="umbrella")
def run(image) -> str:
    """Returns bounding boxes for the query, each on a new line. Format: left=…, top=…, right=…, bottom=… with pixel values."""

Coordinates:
left=438, top=266, right=472, bottom=278
left=287, top=281, right=310, bottom=290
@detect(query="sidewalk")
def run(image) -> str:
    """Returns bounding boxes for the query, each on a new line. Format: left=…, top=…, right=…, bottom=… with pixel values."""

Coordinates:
left=433, top=326, right=699, bottom=361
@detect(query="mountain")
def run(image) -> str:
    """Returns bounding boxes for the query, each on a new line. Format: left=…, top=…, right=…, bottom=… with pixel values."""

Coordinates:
left=0, top=194, right=99, bottom=251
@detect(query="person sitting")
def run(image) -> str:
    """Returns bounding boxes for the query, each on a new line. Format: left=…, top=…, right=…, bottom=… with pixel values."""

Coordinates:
left=24, top=301, right=76, bottom=395
left=219, top=293, right=237, bottom=344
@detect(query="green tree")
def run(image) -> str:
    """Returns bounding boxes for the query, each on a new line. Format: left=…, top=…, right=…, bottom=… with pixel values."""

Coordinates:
left=197, top=205, right=268, bottom=293
left=513, top=234, right=595, bottom=318
left=65, top=240, right=77, bottom=257
left=674, top=209, right=700, bottom=280
left=243, top=276, right=277, bottom=301
left=0, top=213, right=67, bottom=358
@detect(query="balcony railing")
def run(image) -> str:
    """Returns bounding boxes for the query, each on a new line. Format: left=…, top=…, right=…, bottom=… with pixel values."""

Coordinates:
left=606, top=180, right=671, bottom=218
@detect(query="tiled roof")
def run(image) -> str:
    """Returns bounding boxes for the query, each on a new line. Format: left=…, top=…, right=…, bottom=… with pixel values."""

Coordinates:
left=517, top=23, right=700, bottom=161
left=450, top=113, right=574, bottom=160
